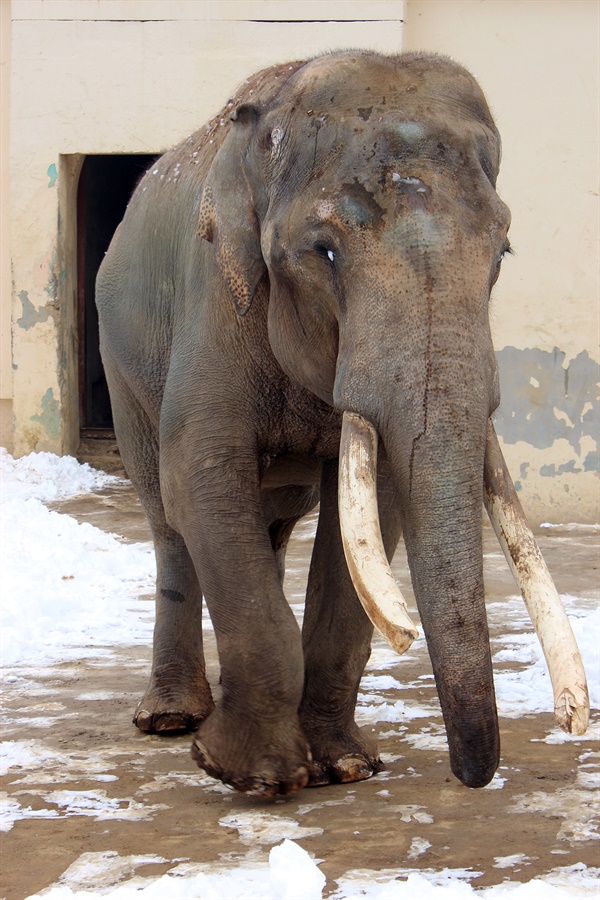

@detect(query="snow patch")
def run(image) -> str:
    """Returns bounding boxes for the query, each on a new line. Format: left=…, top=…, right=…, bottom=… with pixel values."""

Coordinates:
left=0, top=447, right=119, bottom=503
left=407, top=837, right=432, bottom=860
left=493, top=854, right=534, bottom=869
left=356, top=699, right=434, bottom=725
left=219, top=811, right=323, bottom=844
left=54, top=851, right=167, bottom=893
left=13, top=788, right=169, bottom=822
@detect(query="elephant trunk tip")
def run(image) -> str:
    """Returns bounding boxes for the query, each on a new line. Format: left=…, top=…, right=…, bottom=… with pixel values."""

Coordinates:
left=446, top=710, right=500, bottom=789
left=450, top=747, right=500, bottom=789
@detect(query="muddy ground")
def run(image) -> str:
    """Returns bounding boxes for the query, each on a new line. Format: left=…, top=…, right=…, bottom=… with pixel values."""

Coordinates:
left=1, top=479, right=598, bottom=898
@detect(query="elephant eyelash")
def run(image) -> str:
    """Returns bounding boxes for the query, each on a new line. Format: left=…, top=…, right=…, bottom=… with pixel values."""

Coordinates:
left=493, top=242, right=513, bottom=275
left=491, top=241, right=513, bottom=287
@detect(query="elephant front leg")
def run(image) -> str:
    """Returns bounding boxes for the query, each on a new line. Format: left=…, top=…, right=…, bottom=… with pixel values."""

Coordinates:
left=135, top=530, right=215, bottom=733
left=189, top=530, right=311, bottom=795
left=300, top=458, right=402, bottom=786
left=165, top=464, right=311, bottom=797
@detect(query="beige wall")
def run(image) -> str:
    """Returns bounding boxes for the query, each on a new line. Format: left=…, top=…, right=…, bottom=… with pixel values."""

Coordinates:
left=404, top=0, right=599, bottom=523
left=2, top=0, right=598, bottom=523
left=1, top=0, right=12, bottom=451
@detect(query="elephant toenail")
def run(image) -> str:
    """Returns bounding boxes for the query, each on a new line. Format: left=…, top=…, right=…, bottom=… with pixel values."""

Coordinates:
left=334, top=755, right=374, bottom=783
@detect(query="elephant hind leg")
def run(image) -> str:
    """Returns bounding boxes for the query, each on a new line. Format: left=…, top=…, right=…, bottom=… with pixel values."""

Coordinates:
left=264, top=483, right=320, bottom=583
left=300, top=458, right=401, bottom=786
left=269, top=518, right=298, bottom=583
left=103, top=357, right=214, bottom=733
left=263, top=481, right=376, bottom=788
left=134, top=531, right=215, bottom=733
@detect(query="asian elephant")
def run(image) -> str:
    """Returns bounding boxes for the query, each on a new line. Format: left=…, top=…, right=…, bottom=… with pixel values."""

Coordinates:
left=95, top=51, right=588, bottom=797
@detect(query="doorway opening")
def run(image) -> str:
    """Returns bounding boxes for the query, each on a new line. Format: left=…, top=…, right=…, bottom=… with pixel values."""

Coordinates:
left=77, top=154, right=157, bottom=436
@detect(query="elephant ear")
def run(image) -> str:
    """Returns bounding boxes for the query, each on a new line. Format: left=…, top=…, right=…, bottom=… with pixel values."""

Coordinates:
left=198, top=104, right=265, bottom=316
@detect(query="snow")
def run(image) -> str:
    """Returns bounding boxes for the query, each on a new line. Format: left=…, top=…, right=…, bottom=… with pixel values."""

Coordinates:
left=24, top=841, right=326, bottom=900
left=14, top=788, right=169, bottom=822
left=0, top=448, right=156, bottom=668
left=493, top=599, right=600, bottom=717
left=1, top=448, right=598, bottom=899
left=20, top=854, right=600, bottom=900
left=332, top=866, right=600, bottom=898
left=219, top=811, right=323, bottom=844
left=0, top=447, right=120, bottom=502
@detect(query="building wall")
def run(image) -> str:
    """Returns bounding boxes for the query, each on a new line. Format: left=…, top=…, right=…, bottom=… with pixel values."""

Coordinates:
left=5, top=0, right=405, bottom=457
left=403, top=0, right=599, bottom=524
left=2, top=0, right=598, bottom=523
left=1, top=0, right=12, bottom=451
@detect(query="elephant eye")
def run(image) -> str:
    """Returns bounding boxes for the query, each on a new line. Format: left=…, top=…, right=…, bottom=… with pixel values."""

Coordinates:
left=497, top=240, right=513, bottom=268
left=491, top=240, right=512, bottom=286
left=314, top=243, right=335, bottom=263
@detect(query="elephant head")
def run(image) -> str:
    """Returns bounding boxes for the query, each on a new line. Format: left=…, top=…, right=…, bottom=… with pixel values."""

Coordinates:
left=199, top=52, right=589, bottom=788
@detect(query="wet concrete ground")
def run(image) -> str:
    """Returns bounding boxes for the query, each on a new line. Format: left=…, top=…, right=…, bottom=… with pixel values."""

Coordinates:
left=1, top=479, right=599, bottom=898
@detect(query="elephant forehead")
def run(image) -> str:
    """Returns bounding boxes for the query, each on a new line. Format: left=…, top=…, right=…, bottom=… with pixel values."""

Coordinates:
left=285, top=53, right=490, bottom=118
left=315, top=182, right=385, bottom=228
left=316, top=199, right=335, bottom=220
left=391, top=121, right=428, bottom=144
left=381, top=209, right=455, bottom=254
left=280, top=112, right=496, bottom=193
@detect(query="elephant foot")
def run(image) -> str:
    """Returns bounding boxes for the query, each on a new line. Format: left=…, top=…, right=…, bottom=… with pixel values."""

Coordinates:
left=304, top=726, right=381, bottom=787
left=190, top=708, right=311, bottom=797
left=308, top=753, right=380, bottom=786
left=134, top=674, right=215, bottom=734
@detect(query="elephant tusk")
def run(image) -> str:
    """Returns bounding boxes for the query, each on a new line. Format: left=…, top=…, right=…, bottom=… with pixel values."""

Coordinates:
left=339, top=411, right=419, bottom=655
left=483, top=420, right=590, bottom=736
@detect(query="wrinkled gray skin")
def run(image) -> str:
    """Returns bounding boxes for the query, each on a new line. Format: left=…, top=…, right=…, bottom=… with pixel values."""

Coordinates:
left=96, top=51, right=511, bottom=796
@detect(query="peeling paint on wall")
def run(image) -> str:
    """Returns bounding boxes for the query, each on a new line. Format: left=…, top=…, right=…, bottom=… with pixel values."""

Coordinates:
left=45, top=246, right=63, bottom=305
left=540, top=459, right=582, bottom=477
left=495, top=348, right=599, bottom=472
left=30, top=388, right=60, bottom=443
left=47, top=163, right=58, bottom=188
left=584, top=450, right=599, bottom=473
left=16, top=291, right=50, bottom=330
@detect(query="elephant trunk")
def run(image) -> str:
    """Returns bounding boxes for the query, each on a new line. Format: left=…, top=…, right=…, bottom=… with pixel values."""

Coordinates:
left=383, top=402, right=499, bottom=788
left=335, top=247, right=588, bottom=785
left=338, top=349, right=500, bottom=787
left=339, top=408, right=591, bottom=786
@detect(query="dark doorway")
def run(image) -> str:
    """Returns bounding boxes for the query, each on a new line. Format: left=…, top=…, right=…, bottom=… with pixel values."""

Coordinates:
left=78, top=154, right=157, bottom=435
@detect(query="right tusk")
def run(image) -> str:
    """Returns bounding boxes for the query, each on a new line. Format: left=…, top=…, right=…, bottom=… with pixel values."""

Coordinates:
left=483, top=420, right=589, bottom=736
left=339, top=411, right=419, bottom=655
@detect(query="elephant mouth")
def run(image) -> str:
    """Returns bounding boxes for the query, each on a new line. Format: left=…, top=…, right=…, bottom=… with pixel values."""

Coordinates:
left=338, top=411, right=590, bottom=737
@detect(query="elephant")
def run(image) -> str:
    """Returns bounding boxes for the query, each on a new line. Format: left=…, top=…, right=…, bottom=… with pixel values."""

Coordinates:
left=95, top=50, right=588, bottom=797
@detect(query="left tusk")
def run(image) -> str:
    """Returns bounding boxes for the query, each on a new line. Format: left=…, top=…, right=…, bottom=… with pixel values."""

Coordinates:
left=339, top=411, right=419, bottom=655
left=483, top=420, right=589, bottom=735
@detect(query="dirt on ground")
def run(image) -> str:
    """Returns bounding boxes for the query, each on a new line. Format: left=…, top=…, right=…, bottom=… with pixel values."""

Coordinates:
left=1, top=479, right=598, bottom=899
